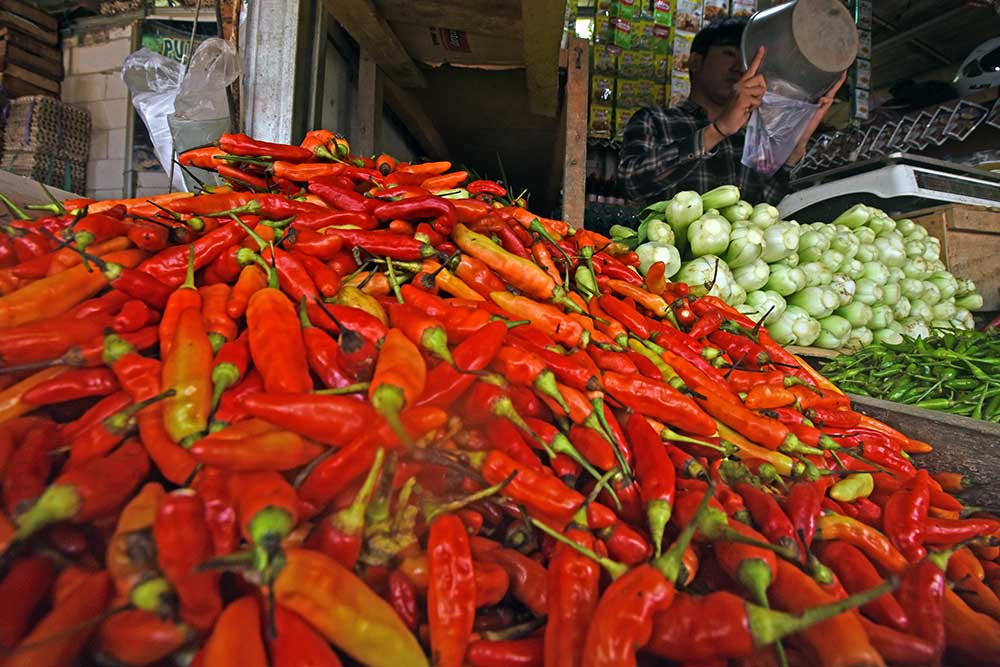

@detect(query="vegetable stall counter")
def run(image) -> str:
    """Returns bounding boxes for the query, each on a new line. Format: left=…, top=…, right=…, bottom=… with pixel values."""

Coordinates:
left=0, top=129, right=999, bottom=667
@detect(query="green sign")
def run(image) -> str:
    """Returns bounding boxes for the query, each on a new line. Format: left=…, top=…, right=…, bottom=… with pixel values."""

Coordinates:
left=141, top=34, right=203, bottom=63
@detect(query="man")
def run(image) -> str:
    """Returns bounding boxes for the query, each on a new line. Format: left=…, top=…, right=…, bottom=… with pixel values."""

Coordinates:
left=618, top=18, right=845, bottom=207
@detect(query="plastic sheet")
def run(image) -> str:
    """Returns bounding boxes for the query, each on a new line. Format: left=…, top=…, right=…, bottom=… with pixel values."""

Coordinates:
left=742, top=92, right=818, bottom=176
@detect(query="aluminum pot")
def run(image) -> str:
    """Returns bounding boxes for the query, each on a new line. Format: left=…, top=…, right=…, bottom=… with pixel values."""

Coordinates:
left=741, top=0, right=857, bottom=101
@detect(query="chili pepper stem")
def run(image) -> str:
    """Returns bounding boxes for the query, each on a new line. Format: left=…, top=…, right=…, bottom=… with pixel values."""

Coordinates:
left=130, top=577, right=174, bottom=615
left=371, top=384, right=413, bottom=446
left=747, top=578, right=897, bottom=646
left=653, top=482, right=715, bottom=582
left=530, top=518, right=628, bottom=579
left=332, top=447, right=385, bottom=534
left=315, top=382, right=372, bottom=395
left=13, top=485, right=81, bottom=542
left=0, top=193, right=30, bottom=220
left=534, top=370, right=570, bottom=415
left=425, top=471, right=516, bottom=523
left=385, top=257, right=405, bottom=304
left=591, top=396, right=634, bottom=480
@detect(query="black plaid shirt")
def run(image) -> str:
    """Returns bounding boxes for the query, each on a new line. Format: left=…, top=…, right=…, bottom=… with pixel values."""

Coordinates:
left=618, top=100, right=792, bottom=207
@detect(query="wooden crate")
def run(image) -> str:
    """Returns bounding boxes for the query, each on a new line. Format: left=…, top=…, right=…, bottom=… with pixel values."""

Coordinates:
left=0, top=0, right=57, bottom=47
left=0, top=28, right=62, bottom=80
left=906, top=204, right=1000, bottom=310
left=3, top=95, right=90, bottom=161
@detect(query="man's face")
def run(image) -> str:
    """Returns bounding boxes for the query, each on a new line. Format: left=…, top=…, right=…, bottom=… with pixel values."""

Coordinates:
left=690, top=44, right=745, bottom=105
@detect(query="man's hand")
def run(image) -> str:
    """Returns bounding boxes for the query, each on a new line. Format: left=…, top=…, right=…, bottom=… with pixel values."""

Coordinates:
left=716, top=46, right=766, bottom=137
left=785, top=71, right=848, bottom=166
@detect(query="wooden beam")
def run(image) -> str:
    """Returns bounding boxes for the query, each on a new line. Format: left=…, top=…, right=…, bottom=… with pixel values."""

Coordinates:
left=324, top=0, right=426, bottom=88
left=520, top=0, right=564, bottom=117
left=562, top=37, right=588, bottom=229
left=355, top=51, right=383, bottom=156
left=383, top=77, right=450, bottom=159
left=377, top=0, right=522, bottom=36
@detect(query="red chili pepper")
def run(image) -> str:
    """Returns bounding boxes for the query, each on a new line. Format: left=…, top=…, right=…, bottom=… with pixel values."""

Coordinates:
left=480, top=548, right=548, bottom=617
left=508, top=336, right=599, bottom=392
left=858, top=616, right=937, bottom=666
left=466, top=638, right=542, bottom=667
left=190, top=467, right=239, bottom=557
left=806, top=406, right=862, bottom=429
left=374, top=195, right=457, bottom=235
left=898, top=547, right=957, bottom=664
left=307, top=448, right=384, bottom=569
left=21, top=367, right=118, bottom=406
left=687, top=308, right=727, bottom=339
left=267, top=604, right=344, bottom=667
left=308, top=176, right=372, bottom=212
left=734, top=482, right=800, bottom=560
left=816, top=541, right=909, bottom=631
left=428, top=514, right=476, bottom=667
left=603, top=371, right=716, bottom=437
left=220, top=133, right=314, bottom=162
left=0, top=554, right=56, bottom=649
left=884, top=469, right=931, bottom=562
left=924, top=516, right=1000, bottom=544
left=388, top=569, right=420, bottom=630
left=139, top=220, right=247, bottom=286
left=485, top=418, right=544, bottom=470
left=13, top=440, right=150, bottom=542
left=3, top=567, right=111, bottom=667
left=151, top=489, right=222, bottom=630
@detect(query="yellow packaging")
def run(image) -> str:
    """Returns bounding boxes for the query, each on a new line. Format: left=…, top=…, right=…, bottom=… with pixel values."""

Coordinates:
left=592, top=43, right=619, bottom=75
left=594, top=14, right=612, bottom=43
left=670, top=71, right=690, bottom=106
left=653, top=55, right=671, bottom=83
left=592, top=75, right=616, bottom=105
left=589, top=104, right=614, bottom=139
left=675, top=0, right=703, bottom=33
left=672, top=29, right=695, bottom=73
left=703, top=0, right=729, bottom=24
left=618, top=50, right=642, bottom=79
left=615, top=106, right=640, bottom=141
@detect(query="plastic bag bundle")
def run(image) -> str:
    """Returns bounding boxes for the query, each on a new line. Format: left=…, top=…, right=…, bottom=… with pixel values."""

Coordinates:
left=742, top=92, right=818, bottom=176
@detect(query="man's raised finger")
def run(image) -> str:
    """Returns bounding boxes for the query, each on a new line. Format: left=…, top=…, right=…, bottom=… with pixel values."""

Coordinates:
left=742, top=46, right=766, bottom=79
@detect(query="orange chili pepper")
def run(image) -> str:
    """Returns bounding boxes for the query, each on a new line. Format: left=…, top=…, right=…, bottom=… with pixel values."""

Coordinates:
left=199, top=283, right=236, bottom=350
left=161, top=307, right=213, bottom=445
left=454, top=224, right=558, bottom=301
left=398, top=160, right=451, bottom=177
left=201, top=596, right=268, bottom=667
left=226, top=264, right=268, bottom=319
left=490, top=291, right=585, bottom=348
left=159, top=246, right=201, bottom=359
left=190, top=427, right=324, bottom=472
left=428, top=514, right=476, bottom=667
left=268, top=604, right=345, bottom=667
left=421, top=259, right=484, bottom=301
left=105, top=482, right=164, bottom=598
left=368, top=328, right=427, bottom=443
left=0, top=248, right=145, bottom=329
left=421, top=170, right=468, bottom=192
left=273, top=548, right=428, bottom=667
left=744, top=384, right=797, bottom=409
left=246, top=287, right=313, bottom=394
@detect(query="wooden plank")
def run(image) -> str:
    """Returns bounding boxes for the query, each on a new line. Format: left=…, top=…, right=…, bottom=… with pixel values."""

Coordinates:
left=0, top=71, right=55, bottom=98
left=382, top=75, right=449, bottom=159
left=2, top=62, right=57, bottom=93
left=786, top=344, right=844, bottom=360
left=0, top=42, right=62, bottom=80
left=0, top=0, right=56, bottom=32
left=562, top=36, right=588, bottom=229
left=848, top=393, right=1000, bottom=508
left=0, top=26, right=61, bottom=65
left=355, top=51, right=383, bottom=157
left=377, top=0, right=522, bottom=36
left=0, top=5, right=56, bottom=47
left=520, top=0, right=563, bottom=117
left=324, top=0, right=426, bottom=88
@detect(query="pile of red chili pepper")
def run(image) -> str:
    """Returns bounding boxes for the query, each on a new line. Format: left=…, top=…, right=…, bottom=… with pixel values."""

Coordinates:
left=0, top=129, right=998, bottom=667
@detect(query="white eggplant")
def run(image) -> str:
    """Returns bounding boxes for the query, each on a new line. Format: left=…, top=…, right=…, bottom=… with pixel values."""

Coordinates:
left=724, top=223, right=765, bottom=268
left=635, top=242, right=682, bottom=276
left=854, top=278, right=883, bottom=305
left=732, top=259, right=771, bottom=292
left=830, top=274, right=856, bottom=306
left=835, top=301, right=873, bottom=328
left=743, top=290, right=787, bottom=324
left=760, top=221, right=800, bottom=263
left=769, top=305, right=821, bottom=346
left=788, top=286, right=839, bottom=319
left=687, top=212, right=732, bottom=257
left=764, top=264, right=806, bottom=296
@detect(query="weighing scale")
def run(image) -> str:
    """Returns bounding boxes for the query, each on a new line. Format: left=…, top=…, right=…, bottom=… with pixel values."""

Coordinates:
left=779, top=153, right=1000, bottom=221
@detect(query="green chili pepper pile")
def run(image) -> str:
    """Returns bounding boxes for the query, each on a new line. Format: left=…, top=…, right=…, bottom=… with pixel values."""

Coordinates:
left=823, top=329, right=1000, bottom=421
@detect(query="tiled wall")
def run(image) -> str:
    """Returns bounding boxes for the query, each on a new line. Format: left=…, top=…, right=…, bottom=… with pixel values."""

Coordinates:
left=61, top=21, right=171, bottom=199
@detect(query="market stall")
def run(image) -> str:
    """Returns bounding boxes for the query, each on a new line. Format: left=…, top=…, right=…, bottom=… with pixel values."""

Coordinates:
left=0, top=1, right=999, bottom=666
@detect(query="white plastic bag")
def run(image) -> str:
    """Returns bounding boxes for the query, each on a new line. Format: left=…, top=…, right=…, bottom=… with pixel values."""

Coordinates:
left=122, top=48, right=186, bottom=191
left=742, top=92, right=818, bottom=176
left=122, top=39, right=240, bottom=192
